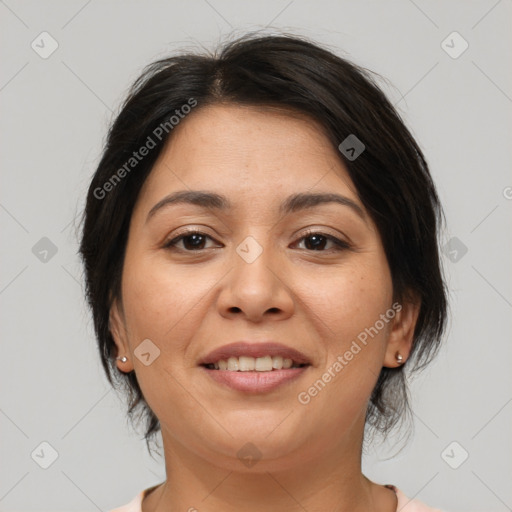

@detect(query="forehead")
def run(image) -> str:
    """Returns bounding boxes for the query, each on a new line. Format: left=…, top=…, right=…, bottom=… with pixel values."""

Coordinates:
left=137, top=104, right=359, bottom=212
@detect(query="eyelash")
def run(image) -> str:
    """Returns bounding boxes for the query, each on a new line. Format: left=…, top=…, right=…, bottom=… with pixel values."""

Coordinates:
left=163, top=229, right=351, bottom=253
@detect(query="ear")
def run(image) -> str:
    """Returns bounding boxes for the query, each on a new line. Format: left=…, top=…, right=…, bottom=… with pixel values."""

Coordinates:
left=109, top=298, right=134, bottom=373
left=382, top=295, right=421, bottom=368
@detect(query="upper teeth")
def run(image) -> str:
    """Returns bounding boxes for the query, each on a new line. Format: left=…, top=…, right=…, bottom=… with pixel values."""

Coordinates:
left=210, top=355, right=298, bottom=371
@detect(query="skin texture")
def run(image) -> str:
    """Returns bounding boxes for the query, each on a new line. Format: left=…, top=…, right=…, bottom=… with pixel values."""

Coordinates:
left=110, top=104, right=420, bottom=512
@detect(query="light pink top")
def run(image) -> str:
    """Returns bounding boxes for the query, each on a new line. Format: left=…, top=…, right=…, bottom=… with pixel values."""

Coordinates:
left=109, top=483, right=446, bottom=511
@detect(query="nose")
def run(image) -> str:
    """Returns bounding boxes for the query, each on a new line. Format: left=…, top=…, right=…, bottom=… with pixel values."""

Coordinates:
left=217, top=237, right=295, bottom=323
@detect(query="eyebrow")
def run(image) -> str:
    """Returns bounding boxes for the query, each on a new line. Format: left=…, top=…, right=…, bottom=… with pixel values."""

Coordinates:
left=146, top=190, right=366, bottom=222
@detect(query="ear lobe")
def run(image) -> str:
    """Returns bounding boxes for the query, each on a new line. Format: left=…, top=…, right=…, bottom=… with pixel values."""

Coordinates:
left=383, top=296, right=421, bottom=368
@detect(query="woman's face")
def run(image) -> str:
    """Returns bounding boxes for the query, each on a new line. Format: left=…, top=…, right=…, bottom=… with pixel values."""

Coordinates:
left=111, top=104, right=416, bottom=471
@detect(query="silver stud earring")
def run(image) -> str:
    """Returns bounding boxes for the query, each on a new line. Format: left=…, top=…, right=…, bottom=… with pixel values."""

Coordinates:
left=395, top=352, right=404, bottom=365
left=116, top=356, right=128, bottom=363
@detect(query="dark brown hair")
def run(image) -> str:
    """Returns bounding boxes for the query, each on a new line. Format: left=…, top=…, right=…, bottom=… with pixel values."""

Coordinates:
left=79, top=33, right=447, bottom=451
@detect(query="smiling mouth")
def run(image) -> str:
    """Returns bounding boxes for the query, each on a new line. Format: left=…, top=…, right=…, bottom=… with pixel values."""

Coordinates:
left=202, top=355, right=309, bottom=372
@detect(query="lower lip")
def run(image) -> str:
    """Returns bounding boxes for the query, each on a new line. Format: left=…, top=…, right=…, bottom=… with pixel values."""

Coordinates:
left=200, top=366, right=309, bottom=393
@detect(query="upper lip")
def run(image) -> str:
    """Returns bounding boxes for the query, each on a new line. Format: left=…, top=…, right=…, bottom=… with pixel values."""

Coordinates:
left=198, top=342, right=311, bottom=366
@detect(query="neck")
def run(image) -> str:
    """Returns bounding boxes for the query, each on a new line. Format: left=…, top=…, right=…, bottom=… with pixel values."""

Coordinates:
left=142, top=418, right=397, bottom=512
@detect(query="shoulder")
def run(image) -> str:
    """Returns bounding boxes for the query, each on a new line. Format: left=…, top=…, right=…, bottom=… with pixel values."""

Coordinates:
left=108, top=483, right=162, bottom=512
left=108, top=489, right=144, bottom=512
left=389, top=485, right=447, bottom=512
left=110, top=483, right=449, bottom=512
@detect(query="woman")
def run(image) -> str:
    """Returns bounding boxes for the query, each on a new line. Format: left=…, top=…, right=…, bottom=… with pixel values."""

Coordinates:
left=80, top=34, right=448, bottom=511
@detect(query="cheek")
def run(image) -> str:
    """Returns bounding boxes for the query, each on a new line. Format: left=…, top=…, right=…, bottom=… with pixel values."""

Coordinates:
left=118, top=257, right=205, bottom=422
left=295, top=257, right=393, bottom=410
left=121, top=255, right=211, bottom=341
left=299, top=256, right=393, bottom=343
left=117, top=257, right=214, bottom=416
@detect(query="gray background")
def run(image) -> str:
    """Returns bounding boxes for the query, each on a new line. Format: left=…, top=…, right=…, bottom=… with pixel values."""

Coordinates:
left=1, top=1, right=511, bottom=511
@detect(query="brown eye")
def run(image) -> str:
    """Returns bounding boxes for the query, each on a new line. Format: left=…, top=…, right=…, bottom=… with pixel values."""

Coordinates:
left=164, top=231, right=219, bottom=251
left=296, top=232, right=350, bottom=252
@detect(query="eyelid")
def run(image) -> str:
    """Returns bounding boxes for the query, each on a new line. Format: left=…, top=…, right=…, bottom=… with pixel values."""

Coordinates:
left=163, top=227, right=351, bottom=252
left=295, top=228, right=352, bottom=250
left=162, top=228, right=222, bottom=249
